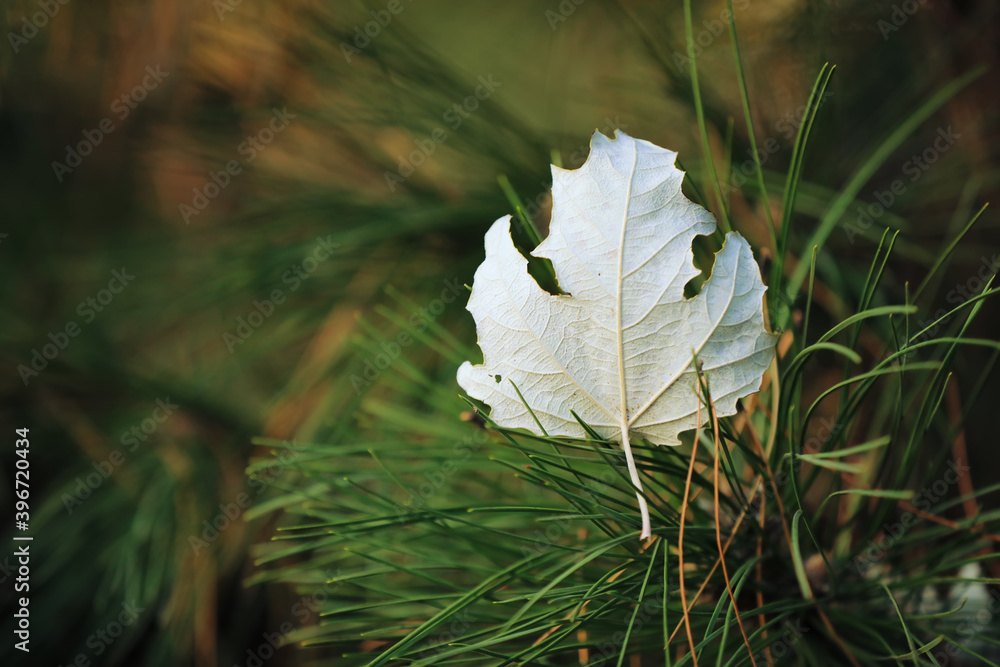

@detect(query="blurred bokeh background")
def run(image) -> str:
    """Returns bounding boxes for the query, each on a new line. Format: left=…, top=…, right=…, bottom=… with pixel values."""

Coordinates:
left=1, top=0, right=998, bottom=665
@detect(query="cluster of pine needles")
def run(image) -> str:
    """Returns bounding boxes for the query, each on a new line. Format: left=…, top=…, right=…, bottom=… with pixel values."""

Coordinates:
left=247, top=4, right=1000, bottom=665
left=250, top=113, right=1000, bottom=667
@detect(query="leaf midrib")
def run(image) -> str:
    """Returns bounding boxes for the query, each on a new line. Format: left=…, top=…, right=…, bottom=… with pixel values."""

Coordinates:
left=615, top=144, right=639, bottom=433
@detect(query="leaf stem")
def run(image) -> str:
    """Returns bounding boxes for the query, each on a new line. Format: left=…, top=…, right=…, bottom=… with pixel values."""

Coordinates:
left=619, top=423, right=651, bottom=539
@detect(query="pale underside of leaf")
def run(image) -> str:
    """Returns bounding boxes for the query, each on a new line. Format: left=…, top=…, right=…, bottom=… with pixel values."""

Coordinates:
left=458, top=130, right=777, bottom=538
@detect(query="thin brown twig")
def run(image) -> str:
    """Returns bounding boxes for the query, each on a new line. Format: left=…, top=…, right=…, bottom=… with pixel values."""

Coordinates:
left=733, top=396, right=775, bottom=665
left=676, top=405, right=702, bottom=667
left=834, top=467, right=1000, bottom=544
left=532, top=568, right=629, bottom=653
left=668, top=478, right=763, bottom=644
left=945, top=381, right=978, bottom=519
left=667, top=359, right=788, bottom=648
left=732, top=369, right=777, bottom=666
left=743, top=418, right=793, bottom=552
left=707, top=380, right=757, bottom=665
left=732, top=365, right=862, bottom=666
left=895, top=501, right=1000, bottom=543
left=816, top=607, right=861, bottom=667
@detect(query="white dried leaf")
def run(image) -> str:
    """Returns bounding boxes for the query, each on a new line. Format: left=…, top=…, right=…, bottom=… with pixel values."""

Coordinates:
left=458, top=130, right=777, bottom=538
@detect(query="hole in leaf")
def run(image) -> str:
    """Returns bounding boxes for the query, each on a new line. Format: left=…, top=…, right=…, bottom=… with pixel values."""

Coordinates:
left=526, top=254, right=565, bottom=296
left=683, top=234, right=719, bottom=298
left=505, top=192, right=566, bottom=296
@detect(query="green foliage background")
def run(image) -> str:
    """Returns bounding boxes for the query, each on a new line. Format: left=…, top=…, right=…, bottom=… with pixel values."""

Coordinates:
left=1, top=0, right=999, bottom=665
